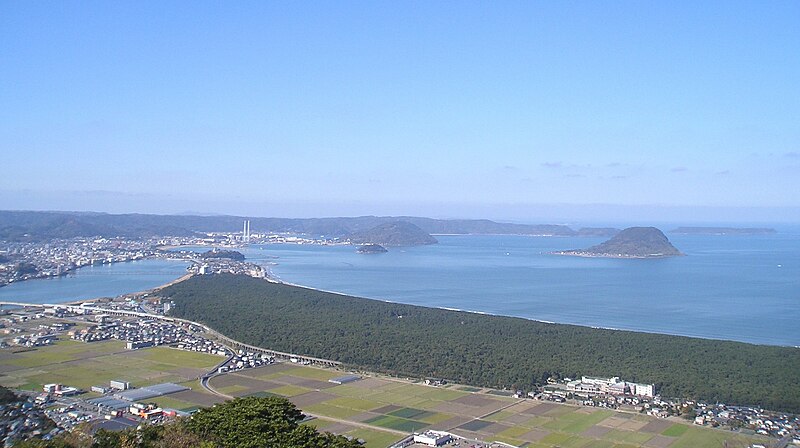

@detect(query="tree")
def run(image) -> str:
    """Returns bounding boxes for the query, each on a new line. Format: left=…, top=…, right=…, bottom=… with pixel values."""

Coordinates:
left=185, top=396, right=360, bottom=448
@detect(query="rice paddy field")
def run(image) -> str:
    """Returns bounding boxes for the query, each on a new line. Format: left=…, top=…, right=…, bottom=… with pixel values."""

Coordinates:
left=208, top=363, right=767, bottom=448
left=0, top=339, right=769, bottom=448
left=0, top=339, right=224, bottom=399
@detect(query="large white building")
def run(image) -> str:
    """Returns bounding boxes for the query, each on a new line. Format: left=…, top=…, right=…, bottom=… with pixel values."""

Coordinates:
left=567, top=376, right=655, bottom=397
left=413, top=431, right=452, bottom=447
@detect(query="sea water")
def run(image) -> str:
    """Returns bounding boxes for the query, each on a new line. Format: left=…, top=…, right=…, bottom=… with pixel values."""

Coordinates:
left=240, top=232, right=799, bottom=347
left=0, top=259, right=188, bottom=305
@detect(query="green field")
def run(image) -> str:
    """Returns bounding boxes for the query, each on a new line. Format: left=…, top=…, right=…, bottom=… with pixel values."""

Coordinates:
left=210, top=364, right=770, bottom=448
left=0, top=340, right=223, bottom=392
left=1, top=338, right=773, bottom=448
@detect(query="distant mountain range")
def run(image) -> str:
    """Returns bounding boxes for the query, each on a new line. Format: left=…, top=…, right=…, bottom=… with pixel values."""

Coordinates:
left=670, top=227, right=776, bottom=235
left=554, top=227, right=684, bottom=258
left=0, top=210, right=618, bottom=243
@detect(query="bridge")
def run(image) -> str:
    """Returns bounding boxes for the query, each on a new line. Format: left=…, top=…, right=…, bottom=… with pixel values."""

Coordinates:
left=0, top=301, right=340, bottom=368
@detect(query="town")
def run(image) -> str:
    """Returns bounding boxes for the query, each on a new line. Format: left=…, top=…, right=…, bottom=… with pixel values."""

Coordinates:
left=0, top=226, right=345, bottom=289
left=1, top=292, right=798, bottom=448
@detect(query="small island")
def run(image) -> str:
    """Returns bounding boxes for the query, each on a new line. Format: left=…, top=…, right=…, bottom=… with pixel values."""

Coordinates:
left=553, top=227, right=684, bottom=258
left=670, top=227, right=776, bottom=235
left=356, top=244, right=388, bottom=254
left=199, top=249, right=246, bottom=261
left=348, top=221, right=438, bottom=247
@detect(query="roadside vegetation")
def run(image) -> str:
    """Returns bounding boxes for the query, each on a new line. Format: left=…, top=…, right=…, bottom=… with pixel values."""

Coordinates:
left=165, top=274, right=800, bottom=413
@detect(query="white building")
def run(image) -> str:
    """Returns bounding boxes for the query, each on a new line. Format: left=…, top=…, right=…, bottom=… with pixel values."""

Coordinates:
left=630, top=382, right=655, bottom=397
left=413, top=431, right=452, bottom=447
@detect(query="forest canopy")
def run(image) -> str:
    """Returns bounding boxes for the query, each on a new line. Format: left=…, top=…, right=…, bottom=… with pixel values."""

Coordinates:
left=164, top=274, right=800, bottom=413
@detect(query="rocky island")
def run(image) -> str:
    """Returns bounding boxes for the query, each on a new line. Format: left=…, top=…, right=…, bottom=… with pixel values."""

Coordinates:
left=348, top=221, right=438, bottom=247
left=356, top=243, right=388, bottom=254
left=553, top=227, right=684, bottom=258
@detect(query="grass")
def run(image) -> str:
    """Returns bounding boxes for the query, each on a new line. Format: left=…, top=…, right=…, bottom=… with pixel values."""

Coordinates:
left=458, top=386, right=482, bottom=392
left=149, top=396, right=198, bottom=411
left=0, top=340, right=222, bottom=391
left=1, top=338, right=769, bottom=448
left=281, top=366, right=338, bottom=381
left=303, top=403, right=362, bottom=419
left=325, top=396, right=380, bottom=412
left=343, top=428, right=402, bottom=448
left=126, top=347, right=225, bottom=368
left=668, top=427, right=766, bottom=448
left=661, top=423, right=690, bottom=437
left=216, top=384, right=250, bottom=395
left=364, top=415, right=427, bottom=432
left=602, top=429, right=654, bottom=445
left=268, top=385, right=313, bottom=397
left=387, top=407, right=434, bottom=420
left=497, top=425, right=532, bottom=439
left=542, top=409, right=613, bottom=433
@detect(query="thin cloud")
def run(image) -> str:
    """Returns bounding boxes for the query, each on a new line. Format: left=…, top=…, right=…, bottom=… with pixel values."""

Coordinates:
left=541, top=162, right=562, bottom=169
left=715, top=170, right=730, bottom=175
left=785, top=151, right=800, bottom=158
left=671, top=167, right=688, bottom=172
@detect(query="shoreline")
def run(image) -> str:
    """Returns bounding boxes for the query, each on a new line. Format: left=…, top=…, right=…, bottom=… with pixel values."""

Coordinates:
left=549, top=251, right=683, bottom=259
left=267, top=274, right=796, bottom=348
left=0, top=258, right=191, bottom=306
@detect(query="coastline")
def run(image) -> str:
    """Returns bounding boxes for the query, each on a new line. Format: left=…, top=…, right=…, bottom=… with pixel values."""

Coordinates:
left=265, top=274, right=793, bottom=348
left=549, top=251, right=682, bottom=259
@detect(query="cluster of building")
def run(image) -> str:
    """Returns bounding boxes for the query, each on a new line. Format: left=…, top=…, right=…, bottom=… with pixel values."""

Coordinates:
left=217, top=350, right=274, bottom=373
left=188, top=257, right=268, bottom=279
left=70, top=316, right=230, bottom=359
left=693, top=403, right=800, bottom=440
left=0, top=237, right=168, bottom=286
left=1, top=392, right=61, bottom=448
left=566, top=376, right=655, bottom=398
left=0, top=223, right=356, bottom=290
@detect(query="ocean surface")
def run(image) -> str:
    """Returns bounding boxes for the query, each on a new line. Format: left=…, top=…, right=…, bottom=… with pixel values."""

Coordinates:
left=0, top=259, right=188, bottom=304
left=237, top=232, right=799, bottom=347
left=1, top=232, right=797, bottom=347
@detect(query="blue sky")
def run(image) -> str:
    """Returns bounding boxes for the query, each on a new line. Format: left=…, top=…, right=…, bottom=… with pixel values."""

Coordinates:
left=1, top=1, right=799, bottom=222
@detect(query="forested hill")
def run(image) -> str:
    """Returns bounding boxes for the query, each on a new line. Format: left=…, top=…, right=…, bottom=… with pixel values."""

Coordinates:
left=348, top=221, right=438, bottom=246
left=164, top=274, right=800, bottom=413
left=0, top=210, right=582, bottom=241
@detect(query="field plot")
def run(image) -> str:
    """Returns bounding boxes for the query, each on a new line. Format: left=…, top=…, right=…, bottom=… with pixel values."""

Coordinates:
left=0, top=340, right=224, bottom=411
left=211, top=365, right=769, bottom=448
left=0, top=342, right=771, bottom=448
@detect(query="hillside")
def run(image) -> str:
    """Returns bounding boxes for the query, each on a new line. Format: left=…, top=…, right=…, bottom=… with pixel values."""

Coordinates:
left=557, top=227, right=683, bottom=258
left=164, top=274, right=800, bottom=413
left=347, top=221, right=437, bottom=246
left=0, top=210, right=583, bottom=241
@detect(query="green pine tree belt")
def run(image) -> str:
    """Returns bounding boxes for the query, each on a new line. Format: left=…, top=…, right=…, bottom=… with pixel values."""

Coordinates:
left=164, top=274, right=800, bottom=413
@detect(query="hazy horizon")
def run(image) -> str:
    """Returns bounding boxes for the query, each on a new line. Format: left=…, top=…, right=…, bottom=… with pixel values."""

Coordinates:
left=2, top=2, right=798, bottom=222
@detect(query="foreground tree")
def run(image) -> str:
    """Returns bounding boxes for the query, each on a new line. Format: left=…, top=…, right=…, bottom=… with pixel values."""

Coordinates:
left=186, top=396, right=360, bottom=448
left=15, top=397, right=360, bottom=448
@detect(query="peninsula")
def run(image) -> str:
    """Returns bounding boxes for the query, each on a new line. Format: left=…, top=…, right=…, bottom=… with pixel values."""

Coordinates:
left=199, top=249, right=245, bottom=261
left=553, top=227, right=684, bottom=258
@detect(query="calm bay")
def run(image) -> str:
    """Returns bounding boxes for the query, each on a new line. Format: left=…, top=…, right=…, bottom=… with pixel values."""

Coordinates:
left=242, top=232, right=799, bottom=347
